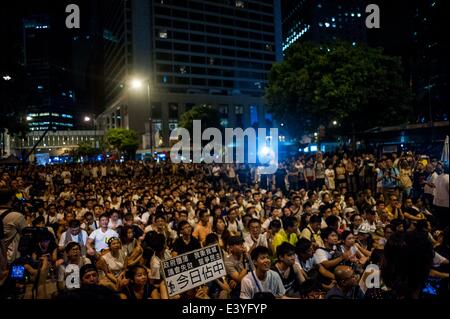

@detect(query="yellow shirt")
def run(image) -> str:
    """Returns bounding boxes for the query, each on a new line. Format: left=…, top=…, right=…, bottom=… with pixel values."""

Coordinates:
left=273, top=229, right=298, bottom=251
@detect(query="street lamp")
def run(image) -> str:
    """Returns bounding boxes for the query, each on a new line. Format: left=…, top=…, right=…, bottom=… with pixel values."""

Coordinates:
left=2, top=75, right=12, bottom=81
left=129, top=77, right=153, bottom=155
left=26, top=116, right=33, bottom=121
left=332, top=120, right=338, bottom=126
left=84, top=116, right=91, bottom=122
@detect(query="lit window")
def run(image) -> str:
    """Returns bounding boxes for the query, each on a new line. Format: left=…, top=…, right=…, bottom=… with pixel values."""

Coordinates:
left=235, top=0, right=244, bottom=8
left=159, top=30, right=168, bottom=39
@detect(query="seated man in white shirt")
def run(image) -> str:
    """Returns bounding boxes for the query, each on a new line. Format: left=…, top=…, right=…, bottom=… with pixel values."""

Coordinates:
left=86, top=214, right=119, bottom=256
left=244, top=218, right=272, bottom=255
left=240, top=246, right=286, bottom=299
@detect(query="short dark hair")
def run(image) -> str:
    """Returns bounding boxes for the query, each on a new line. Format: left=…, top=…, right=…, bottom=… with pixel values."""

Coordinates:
left=269, top=219, right=282, bottom=230
left=0, top=188, right=14, bottom=205
left=177, top=220, right=191, bottom=234
left=250, top=246, right=270, bottom=262
left=276, top=242, right=295, bottom=258
left=283, top=216, right=298, bottom=230
left=295, top=238, right=312, bottom=255
left=320, top=227, right=338, bottom=241
left=247, top=218, right=261, bottom=228
left=68, top=219, right=81, bottom=228
left=99, top=213, right=109, bottom=220
left=227, top=236, right=244, bottom=247
left=309, top=215, right=322, bottom=224
left=65, top=241, right=81, bottom=253
left=325, top=215, right=339, bottom=228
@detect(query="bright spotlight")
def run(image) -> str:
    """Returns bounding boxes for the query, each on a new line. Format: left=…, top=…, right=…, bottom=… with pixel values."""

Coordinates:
left=130, top=79, right=143, bottom=89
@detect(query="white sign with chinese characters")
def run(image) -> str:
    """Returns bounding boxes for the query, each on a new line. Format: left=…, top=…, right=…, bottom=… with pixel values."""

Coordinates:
left=161, top=244, right=226, bottom=297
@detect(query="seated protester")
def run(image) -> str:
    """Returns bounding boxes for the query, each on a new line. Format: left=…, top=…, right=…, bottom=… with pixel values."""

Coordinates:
left=58, top=219, right=88, bottom=256
left=32, top=216, right=56, bottom=239
left=224, top=236, right=248, bottom=298
left=272, top=216, right=299, bottom=252
left=108, top=210, right=123, bottom=231
left=385, top=195, right=404, bottom=221
left=116, top=213, right=144, bottom=240
left=240, top=246, right=286, bottom=299
left=144, top=213, right=176, bottom=247
left=261, top=208, right=283, bottom=232
left=295, top=239, right=320, bottom=288
left=244, top=219, right=272, bottom=255
left=203, top=234, right=233, bottom=299
left=119, top=225, right=143, bottom=267
left=358, top=209, right=377, bottom=235
left=212, top=216, right=231, bottom=251
left=142, top=232, right=170, bottom=283
left=96, top=237, right=127, bottom=290
left=319, top=205, right=333, bottom=229
left=56, top=264, right=119, bottom=300
left=31, top=228, right=59, bottom=268
left=81, top=211, right=99, bottom=235
left=326, top=265, right=365, bottom=299
left=225, top=206, right=244, bottom=237
left=368, top=231, right=434, bottom=299
left=314, top=227, right=353, bottom=286
left=339, top=231, right=369, bottom=272
left=57, top=242, right=91, bottom=291
left=325, top=215, right=341, bottom=233
left=86, top=214, right=119, bottom=257
left=171, top=221, right=201, bottom=257
left=349, top=214, right=364, bottom=235
left=192, top=209, right=213, bottom=246
left=272, top=243, right=305, bottom=297
left=168, top=210, right=189, bottom=237
left=300, top=215, right=324, bottom=248
left=119, top=265, right=168, bottom=299
left=402, top=198, right=426, bottom=222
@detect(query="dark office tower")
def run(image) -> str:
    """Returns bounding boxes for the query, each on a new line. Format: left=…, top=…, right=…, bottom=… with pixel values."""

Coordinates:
left=411, top=0, right=448, bottom=123
left=70, top=0, right=105, bottom=122
left=100, top=0, right=282, bottom=149
left=282, top=0, right=367, bottom=52
left=22, top=11, right=76, bottom=131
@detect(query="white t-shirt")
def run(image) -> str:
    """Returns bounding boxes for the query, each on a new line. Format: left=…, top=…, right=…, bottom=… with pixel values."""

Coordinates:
left=240, top=270, right=286, bottom=299
left=243, top=234, right=268, bottom=252
left=88, top=228, right=119, bottom=252
left=433, top=173, right=449, bottom=208
left=314, top=247, right=336, bottom=264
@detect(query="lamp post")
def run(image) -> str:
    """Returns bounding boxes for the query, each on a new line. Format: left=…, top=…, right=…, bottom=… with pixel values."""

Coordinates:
left=84, top=115, right=98, bottom=149
left=130, top=78, right=153, bottom=155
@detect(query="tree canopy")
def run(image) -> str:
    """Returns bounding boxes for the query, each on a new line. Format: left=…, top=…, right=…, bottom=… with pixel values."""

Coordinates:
left=178, top=105, right=223, bottom=136
left=265, top=41, right=413, bottom=140
left=105, top=128, right=139, bottom=159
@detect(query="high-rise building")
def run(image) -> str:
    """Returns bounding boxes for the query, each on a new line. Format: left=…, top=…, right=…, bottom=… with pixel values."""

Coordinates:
left=99, top=0, right=282, bottom=149
left=22, top=14, right=77, bottom=131
left=282, top=0, right=367, bottom=52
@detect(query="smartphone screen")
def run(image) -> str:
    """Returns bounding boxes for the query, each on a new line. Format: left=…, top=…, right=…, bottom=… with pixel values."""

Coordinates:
left=10, top=265, right=25, bottom=280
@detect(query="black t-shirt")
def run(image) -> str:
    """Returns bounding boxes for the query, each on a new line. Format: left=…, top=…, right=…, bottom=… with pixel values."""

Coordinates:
left=172, top=236, right=201, bottom=255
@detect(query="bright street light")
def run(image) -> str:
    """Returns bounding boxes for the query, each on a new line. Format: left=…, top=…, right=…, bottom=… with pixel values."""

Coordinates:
left=84, top=116, right=91, bottom=122
left=314, top=132, right=318, bottom=137
left=2, top=75, right=12, bottom=81
left=130, top=78, right=144, bottom=90
left=332, top=120, right=338, bottom=125
left=26, top=116, right=33, bottom=121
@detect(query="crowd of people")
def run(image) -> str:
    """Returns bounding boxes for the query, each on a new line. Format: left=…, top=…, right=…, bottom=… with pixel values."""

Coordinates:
left=0, top=149, right=448, bottom=299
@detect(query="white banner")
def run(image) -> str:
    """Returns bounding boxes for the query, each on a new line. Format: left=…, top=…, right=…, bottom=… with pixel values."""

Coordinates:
left=162, top=244, right=226, bottom=297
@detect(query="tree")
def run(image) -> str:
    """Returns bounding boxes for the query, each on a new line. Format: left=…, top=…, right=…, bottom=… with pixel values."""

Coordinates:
left=265, top=41, right=413, bottom=142
left=105, top=128, right=139, bottom=159
left=178, top=105, right=223, bottom=139
left=76, top=141, right=96, bottom=158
